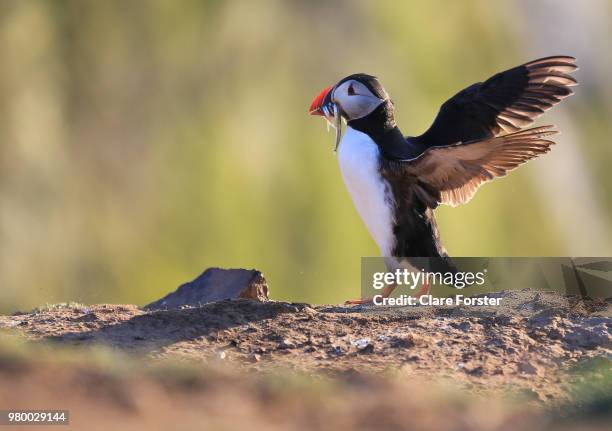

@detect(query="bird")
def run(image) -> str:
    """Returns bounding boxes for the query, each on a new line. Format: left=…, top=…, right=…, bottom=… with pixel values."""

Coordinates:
left=308, top=56, right=577, bottom=304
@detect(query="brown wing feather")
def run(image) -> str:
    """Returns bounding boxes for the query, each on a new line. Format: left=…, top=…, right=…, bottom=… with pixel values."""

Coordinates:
left=404, top=126, right=558, bottom=207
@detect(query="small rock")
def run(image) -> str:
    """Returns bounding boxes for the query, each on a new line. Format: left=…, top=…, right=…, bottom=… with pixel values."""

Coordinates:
left=249, top=354, right=261, bottom=362
left=145, top=268, right=269, bottom=310
left=278, top=338, right=296, bottom=349
left=217, top=351, right=227, bottom=360
left=352, top=338, right=371, bottom=349
left=352, top=338, right=374, bottom=353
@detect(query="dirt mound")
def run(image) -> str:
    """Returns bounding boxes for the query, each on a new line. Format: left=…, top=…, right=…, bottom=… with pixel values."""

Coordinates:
left=2, top=290, right=610, bottom=405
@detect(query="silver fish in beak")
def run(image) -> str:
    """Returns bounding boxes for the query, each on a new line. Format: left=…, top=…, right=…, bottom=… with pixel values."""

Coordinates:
left=309, top=86, right=344, bottom=153
left=332, top=103, right=342, bottom=152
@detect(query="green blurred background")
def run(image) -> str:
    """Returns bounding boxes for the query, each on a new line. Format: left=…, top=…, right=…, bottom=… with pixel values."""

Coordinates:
left=1, top=0, right=611, bottom=312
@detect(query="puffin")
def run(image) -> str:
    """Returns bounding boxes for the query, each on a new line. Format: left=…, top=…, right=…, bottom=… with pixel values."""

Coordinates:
left=308, top=56, right=577, bottom=304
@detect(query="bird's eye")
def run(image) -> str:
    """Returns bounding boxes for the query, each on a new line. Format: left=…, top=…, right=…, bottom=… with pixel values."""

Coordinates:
left=348, top=84, right=356, bottom=96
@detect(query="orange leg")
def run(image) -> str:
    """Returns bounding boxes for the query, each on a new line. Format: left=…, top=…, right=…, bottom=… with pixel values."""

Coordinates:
left=345, top=283, right=397, bottom=305
left=345, top=281, right=430, bottom=305
left=413, top=281, right=429, bottom=298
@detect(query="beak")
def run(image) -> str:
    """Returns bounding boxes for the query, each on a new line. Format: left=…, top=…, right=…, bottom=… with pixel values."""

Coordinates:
left=309, top=84, right=344, bottom=153
left=309, top=85, right=333, bottom=116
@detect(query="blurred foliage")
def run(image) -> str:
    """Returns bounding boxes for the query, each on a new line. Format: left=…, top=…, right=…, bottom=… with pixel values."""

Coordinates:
left=556, top=358, right=612, bottom=423
left=1, top=0, right=611, bottom=312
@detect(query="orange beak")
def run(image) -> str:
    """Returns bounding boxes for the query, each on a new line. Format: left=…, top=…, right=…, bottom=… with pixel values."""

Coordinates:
left=308, top=85, right=333, bottom=116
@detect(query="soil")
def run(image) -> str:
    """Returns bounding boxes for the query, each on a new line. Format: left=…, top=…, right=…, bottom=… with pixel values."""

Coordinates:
left=1, top=290, right=611, bottom=430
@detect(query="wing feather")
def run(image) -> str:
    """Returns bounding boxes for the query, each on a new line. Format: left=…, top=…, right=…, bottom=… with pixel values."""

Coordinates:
left=410, top=56, right=577, bottom=149
left=403, top=126, right=558, bottom=207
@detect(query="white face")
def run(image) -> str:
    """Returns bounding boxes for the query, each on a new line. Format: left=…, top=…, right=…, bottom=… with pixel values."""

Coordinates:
left=332, top=80, right=385, bottom=121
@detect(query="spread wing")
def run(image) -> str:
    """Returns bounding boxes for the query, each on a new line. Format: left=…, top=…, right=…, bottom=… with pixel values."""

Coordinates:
left=403, top=126, right=558, bottom=207
left=409, top=56, right=577, bottom=150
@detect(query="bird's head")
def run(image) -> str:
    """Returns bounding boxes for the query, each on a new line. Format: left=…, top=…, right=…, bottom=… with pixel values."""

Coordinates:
left=309, top=74, right=393, bottom=151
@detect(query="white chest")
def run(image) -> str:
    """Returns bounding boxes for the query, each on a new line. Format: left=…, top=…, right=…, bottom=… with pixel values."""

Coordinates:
left=337, top=127, right=396, bottom=256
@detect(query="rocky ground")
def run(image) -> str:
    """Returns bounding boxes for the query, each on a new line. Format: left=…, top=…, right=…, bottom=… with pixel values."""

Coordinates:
left=1, top=289, right=611, bottom=430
